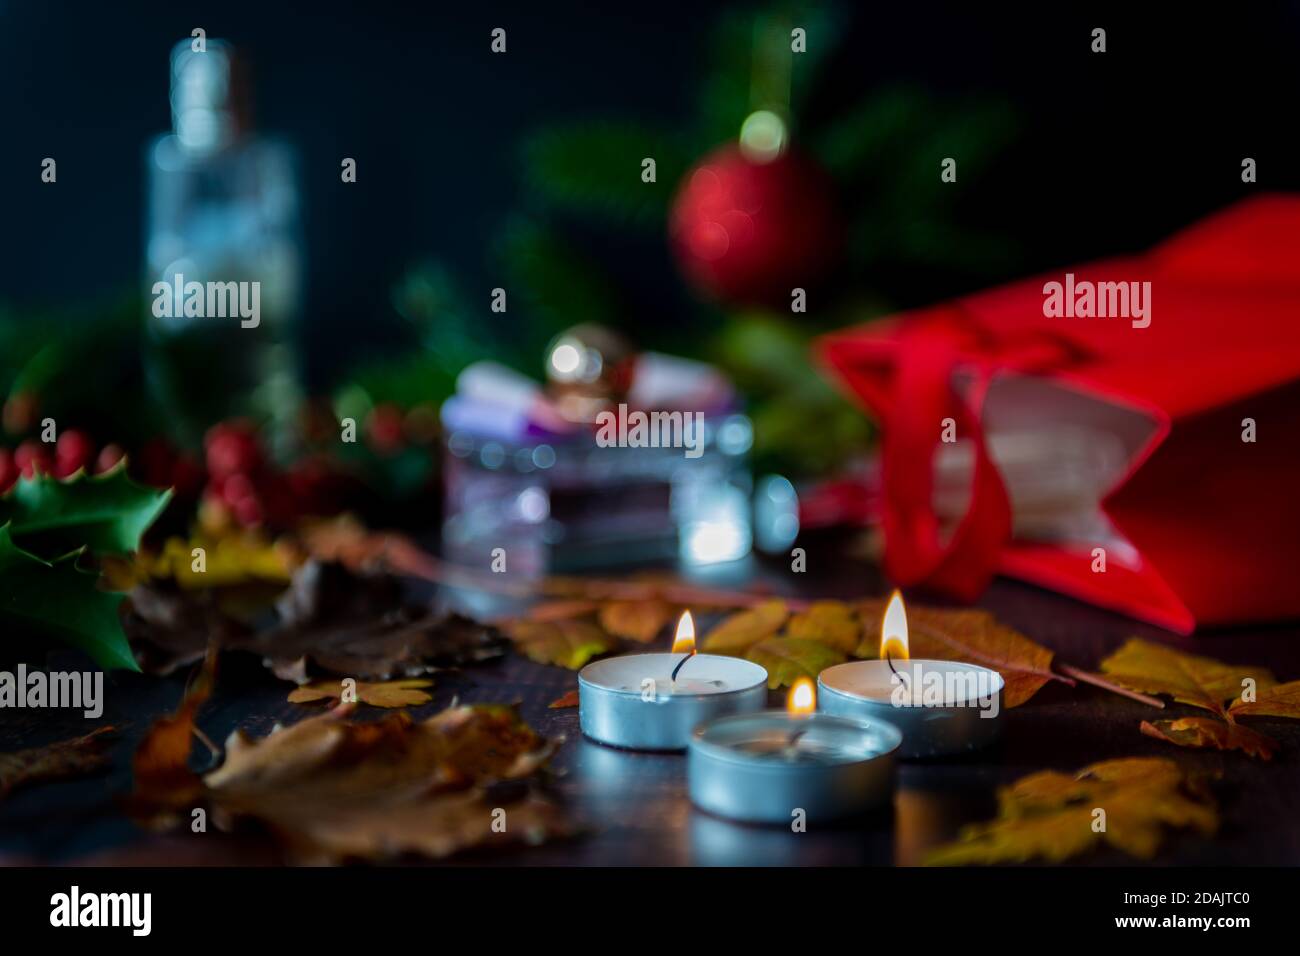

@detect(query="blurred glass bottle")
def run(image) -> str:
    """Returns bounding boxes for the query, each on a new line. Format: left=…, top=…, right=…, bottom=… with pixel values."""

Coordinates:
left=144, top=39, right=302, bottom=451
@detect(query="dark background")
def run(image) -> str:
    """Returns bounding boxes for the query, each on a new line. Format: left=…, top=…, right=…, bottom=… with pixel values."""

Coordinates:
left=3, top=1, right=1300, bottom=872
left=3, top=1, right=1299, bottom=387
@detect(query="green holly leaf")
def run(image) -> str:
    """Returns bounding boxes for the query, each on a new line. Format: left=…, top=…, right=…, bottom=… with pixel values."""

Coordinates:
left=521, top=123, right=689, bottom=226
left=0, top=525, right=136, bottom=671
left=0, top=467, right=172, bottom=558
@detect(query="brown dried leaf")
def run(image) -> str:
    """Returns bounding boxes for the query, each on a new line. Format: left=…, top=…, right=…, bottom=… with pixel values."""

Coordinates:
left=250, top=561, right=507, bottom=682
left=258, top=611, right=503, bottom=684
left=598, top=599, right=676, bottom=643
left=266, top=788, right=568, bottom=865
left=700, top=599, right=788, bottom=655
left=132, top=648, right=217, bottom=811
left=785, top=601, right=860, bottom=654
left=548, top=690, right=580, bottom=709
left=526, top=600, right=599, bottom=622
left=857, top=600, right=1057, bottom=708
left=504, top=618, right=617, bottom=670
left=0, top=726, right=115, bottom=799
left=133, top=672, right=569, bottom=863
left=1100, top=638, right=1275, bottom=715
left=121, top=582, right=256, bottom=676
left=1140, top=717, right=1278, bottom=761
left=202, top=704, right=566, bottom=862
left=745, top=637, right=848, bottom=690
left=926, top=757, right=1216, bottom=865
left=1229, top=679, right=1300, bottom=720
left=288, top=679, right=433, bottom=709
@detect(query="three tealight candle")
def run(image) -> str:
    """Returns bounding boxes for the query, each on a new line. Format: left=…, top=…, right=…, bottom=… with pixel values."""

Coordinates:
left=578, top=592, right=1006, bottom=826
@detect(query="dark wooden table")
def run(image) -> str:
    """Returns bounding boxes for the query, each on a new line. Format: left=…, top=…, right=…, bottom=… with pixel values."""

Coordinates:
left=3, top=533, right=1299, bottom=866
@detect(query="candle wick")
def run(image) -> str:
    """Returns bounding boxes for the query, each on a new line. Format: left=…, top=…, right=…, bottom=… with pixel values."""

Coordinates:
left=782, top=727, right=809, bottom=760
left=886, top=651, right=899, bottom=678
left=670, top=652, right=693, bottom=684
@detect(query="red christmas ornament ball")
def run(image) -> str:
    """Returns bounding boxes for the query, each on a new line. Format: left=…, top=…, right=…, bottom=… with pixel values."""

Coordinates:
left=669, top=145, right=838, bottom=305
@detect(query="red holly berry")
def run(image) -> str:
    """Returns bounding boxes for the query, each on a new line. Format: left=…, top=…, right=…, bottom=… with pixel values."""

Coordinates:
left=366, top=403, right=406, bottom=455
left=54, top=430, right=94, bottom=478
left=95, top=443, right=126, bottom=474
left=0, top=449, right=18, bottom=494
left=14, top=441, right=53, bottom=479
left=205, top=420, right=264, bottom=478
left=232, top=494, right=264, bottom=528
left=217, top=472, right=257, bottom=508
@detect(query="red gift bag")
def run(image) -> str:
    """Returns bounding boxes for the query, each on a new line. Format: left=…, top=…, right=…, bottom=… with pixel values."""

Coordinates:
left=817, top=195, right=1300, bottom=633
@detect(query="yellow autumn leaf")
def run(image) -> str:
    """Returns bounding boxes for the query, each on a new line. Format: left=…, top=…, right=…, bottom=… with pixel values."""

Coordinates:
left=1100, top=638, right=1275, bottom=715
left=504, top=618, right=617, bottom=669
left=784, top=601, right=859, bottom=654
left=1140, top=716, right=1277, bottom=761
left=1229, top=679, right=1300, bottom=720
left=745, top=636, right=847, bottom=689
left=103, top=531, right=298, bottom=591
left=288, top=679, right=434, bottom=709
left=926, top=757, right=1216, bottom=865
left=597, top=599, right=676, bottom=643
left=700, top=599, right=788, bottom=655
left=925, top=805, right=1101, bottom=865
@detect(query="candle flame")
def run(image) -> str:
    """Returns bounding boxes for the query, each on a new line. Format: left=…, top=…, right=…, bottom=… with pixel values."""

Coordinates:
left=787, top=677, right=816, bottom=716
left=880, top=590, right=910, bottom=661
left=672, top=611, right=696, bottom=655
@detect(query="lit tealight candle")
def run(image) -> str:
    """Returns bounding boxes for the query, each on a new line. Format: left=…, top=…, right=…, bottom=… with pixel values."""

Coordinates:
left=578, top=611, right=768, bottom=751
left=688, top=677, right=902, bottom=824
left=818, top=591, right=1005, bottom=759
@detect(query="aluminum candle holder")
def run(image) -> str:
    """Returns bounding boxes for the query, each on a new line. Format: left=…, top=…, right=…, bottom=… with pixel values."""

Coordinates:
left=578, top=653, right=768, bottom=751
left=820, top=590, right=1007, bottom=759
left=818, top=659, right=1004, bottom=759
left=688, top=709, right=902, bottom=825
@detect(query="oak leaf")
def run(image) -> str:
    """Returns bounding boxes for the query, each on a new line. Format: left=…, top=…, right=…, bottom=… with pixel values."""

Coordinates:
left=1140, top=717, right=1278, bottom=761
left=925, top=757, right=1216, bottom=865
left=1099, top=638, right=1274, bottom=715
left=857, top=599, right=1058, bottom=708
left=288, top=678, right=433, bottom=709
left=0, top=726, right=115, bottom=798
left=745, top=636, right=847, bottom=689
left=700, top=599, right=788, bottom=655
